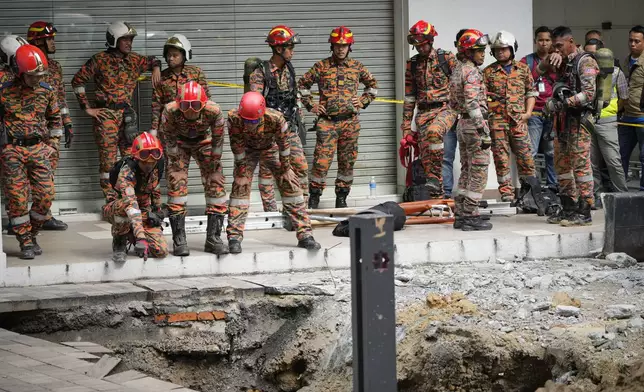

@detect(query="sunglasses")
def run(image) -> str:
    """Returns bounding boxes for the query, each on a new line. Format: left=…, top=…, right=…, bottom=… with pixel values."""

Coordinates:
left=179, top=100, right=204, bottom=112
left=136, top=148, right=162, bottom=161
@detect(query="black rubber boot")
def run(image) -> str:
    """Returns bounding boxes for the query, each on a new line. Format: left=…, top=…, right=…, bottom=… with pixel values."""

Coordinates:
left=453, top=195, right=464, bottom=229
left=169, top=215, right=190, bottom=256
left=521, top=176, right=547, bottom=216
left=548, top=195, right=576, bottom=224
left=453, top=213, right=464, bottom=229
left=42, top=216, right=68, bottom=231
left=6, top=221, right=15, bottom=235
left=112, top=235, right=128, bottom=263
left=335, top=188, right=350, bottom=208
left=31, top=233, right=43, bottom=256
left=308, top=187, right=321, bottom=209
left=561, top=198, right=593, bottom=227
left=17, top=233, right=35, bottom=260
left=228, top=239, right=242, bottom=254
left=461, top=215, right=493, bottom=231
left=297, top=236, right=321, bottom=250
left=205, top=214, right=229, bottom=255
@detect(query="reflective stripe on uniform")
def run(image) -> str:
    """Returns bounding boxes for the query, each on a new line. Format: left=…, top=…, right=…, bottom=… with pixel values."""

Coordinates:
left=559, top=172, right=574, bottom=180
left=468, top=108, right=483, bottom=120
left=573, top=92, right=588, bottom=105
left=575, top=174, right=593, bottom=182
left=280, top=148, right=290, bottom=156
left=206, top=196, right=228, bottom=205
left=114, top=215, right=129, bottom=223
left=149, top=129, right=158, bottom=137
left=100, top=172, right=110, bottom=180
left=497, top=174, right=512, bottom=183
left=29, top=210, right=48, bottom=221
left=61, top=108, right=69, bottom=115
left=299, top=89, right=311, bottom=96
left=465, top=190, right=483, bottom=199
left=429, top=143, right=444, bottom=150
left=212, top=146, right=223, bottom=155
left=404, top=96, right=416, bottom=103
left=168, top=196, right=188, bottom=205
left=259, top=178, right=274, bottom=185
left=126, top=207, right=141, bottom=218
left=282, top=195, right=305, bottom=204
left=234, top=152, right=246, bottom=161
left=11, top=214, right=30, bottom=226
left=73, top=86, right=85, bottom=94
left=50, top=128, right=63, bottom=137
left=229, top=198, right=250, bottom=207
left=310, top=176, right=326, bottom=184
left=337, top=174, right=353, bottom=182
left=365, top=88, right=378, bottom=96
left=167, top=146, right=178, bottom=154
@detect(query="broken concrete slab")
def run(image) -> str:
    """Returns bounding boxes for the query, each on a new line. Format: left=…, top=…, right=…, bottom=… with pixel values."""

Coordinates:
left=605, top=304, right=637, bottom=319
left=102, top=369, right=147, bottom=384
left=603, top=193, right=644, bottom=261
left=85, top=354, right=121, bottom=379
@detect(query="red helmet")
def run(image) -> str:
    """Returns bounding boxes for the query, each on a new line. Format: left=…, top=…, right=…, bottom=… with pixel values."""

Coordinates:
left=27, top=21, right=57, bottom=42
left=238, top=91, right=266, bottom=121
left=266, top=25, right=301, bottom=46
left=178, top=81, right=207, bottom=112
left=457, top=29, right=490, bottom=53
left=131, top=132, right=163, bottom=162
left=407, top=20, right=438, bottom=46
left=329, top=26, right=354, bottom=45
left=15, top=44, right=48, bottom=77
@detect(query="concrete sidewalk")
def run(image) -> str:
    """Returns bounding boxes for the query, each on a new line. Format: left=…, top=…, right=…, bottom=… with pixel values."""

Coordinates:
left=0, top=210, right=604, bottom=287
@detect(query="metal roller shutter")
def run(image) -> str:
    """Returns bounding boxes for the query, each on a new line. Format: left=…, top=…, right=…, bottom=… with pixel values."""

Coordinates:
left=0, top=0, right=396, bottom=214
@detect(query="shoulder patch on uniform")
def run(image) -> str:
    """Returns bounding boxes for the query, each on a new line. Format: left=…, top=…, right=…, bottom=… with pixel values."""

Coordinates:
left=465, top=70, right=480, bottom=84
left=39, top=81, right=53, bottom=90
left=583, top=68, right=599, bottom=76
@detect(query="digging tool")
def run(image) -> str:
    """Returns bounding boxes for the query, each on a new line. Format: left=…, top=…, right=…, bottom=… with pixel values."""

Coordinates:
left=283, top=212, right=344, bottom=232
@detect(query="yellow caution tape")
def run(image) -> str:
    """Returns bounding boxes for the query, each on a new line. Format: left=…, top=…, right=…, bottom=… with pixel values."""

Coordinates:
left=137, top=75, right=404, bottom=104
left=617, top=122, right=644, bottom=128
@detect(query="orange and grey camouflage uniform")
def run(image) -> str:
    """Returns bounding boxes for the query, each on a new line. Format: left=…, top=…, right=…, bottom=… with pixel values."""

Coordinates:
left=483, top=60, right=538, bottom=199
left=449, top=58, right=490, bottom=217
left=298, top=56, right=378, bottom=194
left=544, top=47, right=598, bottom=209
left=402, top=48, right=458, bottom=197
left=43, top=58, right=72, bottom=170
left=0, top=79, right=61, bottom=247
left=0, top=65, right=12, bottom=83
left=71, top=50, right=161, bottom=198
left=151, top=65, right=210, bottom=136
left=102, top=162, right=168, bottom=258
left=249, top=60, right=308, bottom=211
left=160, top=100, right=227, bottom=217
left=226, top=108, right=312, bottom=242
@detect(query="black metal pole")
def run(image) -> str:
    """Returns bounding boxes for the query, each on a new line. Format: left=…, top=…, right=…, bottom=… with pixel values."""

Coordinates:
left=350, top=213, right=397, bottom=392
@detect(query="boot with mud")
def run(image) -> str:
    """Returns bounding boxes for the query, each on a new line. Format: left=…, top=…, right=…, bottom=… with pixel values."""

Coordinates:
left=204, top=214, right=229, bottom=255
left=169, top=214, right=190, bottom=256
left=112, top=234, right=128, bottom=263
left=461, top=215, right=493, bottom=231
left=297, top=236, right=321, bottom=250
left=560, top=198, right=593, bottom=227
left=453, top=195, right=464, bottom=229
left=308, top=187, right=321, bottom=209
left=31, top=233, right=43, bottom=256
left=17, top=233, right=35, bottom=260
left=41, top=216, right=68, bottom=231
left=335, top=188, right=349, bottom=208
left=228, top=239, right=242, bottom=254
left=547, top=195, right=576, bottom=224
left=425, top=178, right=443, bottom=199
left=520, top=176, right=547, bottom=216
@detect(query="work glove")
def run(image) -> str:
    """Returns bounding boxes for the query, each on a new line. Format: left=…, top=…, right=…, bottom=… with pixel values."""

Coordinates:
left=134, top=238, right=149, bottom=261
left=477, top=128, right=492, bottom=150
left=64, top=125, right=73, bottom=148
left=147, top=211, right=164, bottom=228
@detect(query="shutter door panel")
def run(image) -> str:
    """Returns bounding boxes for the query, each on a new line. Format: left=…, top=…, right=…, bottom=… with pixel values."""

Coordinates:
left=0, top=0, right=396, bottom=212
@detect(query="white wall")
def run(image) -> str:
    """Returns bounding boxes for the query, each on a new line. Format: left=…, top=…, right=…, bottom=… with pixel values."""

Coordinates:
left=533, top=0, right=644, bottom=63
left=401, top=0, right=534, bottom=192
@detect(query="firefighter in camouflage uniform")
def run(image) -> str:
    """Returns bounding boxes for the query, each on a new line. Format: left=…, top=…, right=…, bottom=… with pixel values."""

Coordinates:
left=226, top=92, right=320, bottom=254
left=104, top=132, right=168, bottom=263
left=483, top=30, right=546, bottom=214
left=160, top=81, right=228, bottom=256
left=298, top=26, right=378, bottom=209
left=542, top=26, right=599, bottom=226
left=72, top=21, right=161, bottom=200
left=402, top=20, right=458, bottom=199
left=449, top=29, right=493, bottom=231
left=27, top=21, right=74, bottom=230
left=150, top=34, right=210, bottom=138
left=0, top=45, right=62, bottom=259
left=249, top=25, right=308, bottom=212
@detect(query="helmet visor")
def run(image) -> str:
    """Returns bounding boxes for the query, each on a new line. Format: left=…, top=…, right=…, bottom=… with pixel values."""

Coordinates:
left=407, top=34, right=431, bottom=46
left=474, top=34, right=490, bottom=48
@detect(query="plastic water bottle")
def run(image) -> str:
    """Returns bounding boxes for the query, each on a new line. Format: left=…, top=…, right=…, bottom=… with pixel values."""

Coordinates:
left=368, top=176, right=377, bottom=199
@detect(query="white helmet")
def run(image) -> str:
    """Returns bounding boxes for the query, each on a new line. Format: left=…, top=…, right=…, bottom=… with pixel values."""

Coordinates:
left=163, top=34, right=192, bottom=61
left=490, top=30, right=518, bottom=55
left=0, top=35, right=28, bottom=65
left=106, top=21, right=137, bottom=49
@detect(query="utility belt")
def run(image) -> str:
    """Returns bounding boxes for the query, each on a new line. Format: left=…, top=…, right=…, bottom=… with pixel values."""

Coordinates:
left=177, top=134, right=206, bottom=143
left=7, top=135, right=43, bottom=147
left=417, top=101, right=447, bottom=111
left=94, top=101, right=130, bottom=110
left=320, top=113, right=356, bottom=122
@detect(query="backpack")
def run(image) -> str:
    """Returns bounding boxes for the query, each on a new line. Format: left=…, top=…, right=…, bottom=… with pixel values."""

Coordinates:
left=332, top=201, right=407, bottom=237
left=243, top=57, right=297, bottom=119
left=410, top=49, right=452, bottom=80
left=109, top=157, right=165, bottom=194
left=570, top=49, right=614, bottom=117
